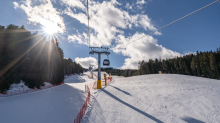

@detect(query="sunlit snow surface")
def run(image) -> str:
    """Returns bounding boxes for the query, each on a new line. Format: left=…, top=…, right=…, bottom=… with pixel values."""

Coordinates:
left=1, top=73, right=220, bottom=123
left=82, top=74, right=220, bottom=123
left=0, top=73, right=94, bottom=123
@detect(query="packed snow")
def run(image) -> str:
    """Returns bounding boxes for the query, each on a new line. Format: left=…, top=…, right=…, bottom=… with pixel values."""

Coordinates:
left=1, top=72, right=220, bottom=123
left=82, top=74, right=220, bottom=123
left=0, top=73, right=93, bottom=123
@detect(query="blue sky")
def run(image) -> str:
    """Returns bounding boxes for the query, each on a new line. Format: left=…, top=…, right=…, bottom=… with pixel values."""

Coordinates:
left=1, top=0, right=220, bottom=69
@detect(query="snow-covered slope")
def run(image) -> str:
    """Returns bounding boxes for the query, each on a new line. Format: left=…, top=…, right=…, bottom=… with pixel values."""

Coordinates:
left=65, top=73, right=95, bottom=91
left=0, top=73, right=93, bottom=123
left=83, top=74, right=220, bottom=123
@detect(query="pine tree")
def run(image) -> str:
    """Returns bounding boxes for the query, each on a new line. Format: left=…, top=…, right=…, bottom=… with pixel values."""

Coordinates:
left=50, top=40, right=64, bottom=84
left=195, top=51, right=201, bottom=76
left=162, top=59, right=167, bottom=73
left=174, top=57, right=180, bottom=74
left=149, top=59, right=155, bottom=74
left=199, top=52, right=209, bottom=78
left=138, top=60, right=146, bottom=75
left=209, top=52, right=216, bottom=78
left=0, top=25, right=32, bottom=92
left=191, top=57, right=197, bottom=75
left=154, top=58, right=159, bottom=73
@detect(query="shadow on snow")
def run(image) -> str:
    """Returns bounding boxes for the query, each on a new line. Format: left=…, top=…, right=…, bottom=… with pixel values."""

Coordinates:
left=102, top=89, right=163, bottom=123
left=108, top=85, right=131, bottom=96
left=181, top=116, right=205, bottom=123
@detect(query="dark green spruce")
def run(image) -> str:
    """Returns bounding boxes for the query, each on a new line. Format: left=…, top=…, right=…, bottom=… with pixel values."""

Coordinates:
left=0, top=25, right=83, bottom=92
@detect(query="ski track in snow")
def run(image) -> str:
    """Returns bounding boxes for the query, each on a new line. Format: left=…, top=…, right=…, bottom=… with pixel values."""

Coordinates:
left=83, top=74, right=220, bottom=123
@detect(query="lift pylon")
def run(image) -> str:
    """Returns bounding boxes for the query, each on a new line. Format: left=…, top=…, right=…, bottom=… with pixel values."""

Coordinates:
left=89, top=47, right=110, bottom=89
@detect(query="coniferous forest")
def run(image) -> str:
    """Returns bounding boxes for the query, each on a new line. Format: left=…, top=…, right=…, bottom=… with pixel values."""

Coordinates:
left=103, top=49, right=220, bottom=79
left=0, top=24, right=83, bottom=92
left=1, top=24, right=219, bottom=92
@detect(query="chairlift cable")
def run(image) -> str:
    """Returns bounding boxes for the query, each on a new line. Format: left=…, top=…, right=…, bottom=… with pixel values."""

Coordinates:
left=101, top=55, right=107, bottom=61
left=87, top=0, right=90, bottom=48
left=87, top=0, right=92, bottom=69
left=120, top=0, right=220, bottom=48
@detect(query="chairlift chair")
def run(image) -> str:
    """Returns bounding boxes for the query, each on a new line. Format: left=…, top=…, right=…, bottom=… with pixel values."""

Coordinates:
left=103, top=59, right=110, bottom=66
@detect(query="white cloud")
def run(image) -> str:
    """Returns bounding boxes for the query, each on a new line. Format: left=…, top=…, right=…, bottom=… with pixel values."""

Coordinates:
left=13, top=0, right=65, bottom=33
left=60, top=0, right=85, bottom=10
left=111, top=0, right=121, bottom=5
left=64, top=0, right=159, bottom=47
left=64, top=1, right=128, bottom=46
left=113, top=33, right=181, bottom=69
left=75, top=57, right=98, bottom=69
left=14, top=0, right=181, bottom=69
left=139, top=15, right=158, bottom=32
left=136, top=0, right=146, bottom=10
left=13, top=2, right=19, bottom=9
left=68, top=35, right=84, bottom=44
left=136, top=0, right=146, bottom=5
left=63, top=0, right=178, bottom=69
left=125, top=3, right=132, bottom=9
left=68, top=31, right=88, bottom=45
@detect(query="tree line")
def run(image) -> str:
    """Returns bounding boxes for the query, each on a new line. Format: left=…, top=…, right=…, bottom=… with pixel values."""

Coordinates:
left=100, top=67, right=138, bottom=77
left=103, top=48, right=220, bottom=79
left=0, top=24, right=83, bottom=92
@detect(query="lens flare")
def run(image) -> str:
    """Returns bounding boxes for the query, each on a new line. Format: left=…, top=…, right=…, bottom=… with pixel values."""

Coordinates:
left=43, top=21, right=63, bottom=35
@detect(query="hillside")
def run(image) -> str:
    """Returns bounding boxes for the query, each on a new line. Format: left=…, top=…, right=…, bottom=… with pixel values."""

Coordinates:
left=0, top=74, right=94, bottom=123
left=83, top=74, right=220, bottom=123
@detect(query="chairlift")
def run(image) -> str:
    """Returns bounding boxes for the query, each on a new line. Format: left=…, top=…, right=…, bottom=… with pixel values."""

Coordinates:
left=103, top=59, right=110, bottom=66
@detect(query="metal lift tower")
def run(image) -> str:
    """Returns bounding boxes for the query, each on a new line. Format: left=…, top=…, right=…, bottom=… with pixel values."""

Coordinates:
left=89, top=47, right=110, bottom=89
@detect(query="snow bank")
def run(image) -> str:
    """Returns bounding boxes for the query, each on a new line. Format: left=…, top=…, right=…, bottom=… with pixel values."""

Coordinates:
left=43, top=82, right=52, bottom=86
left=9, top=81, right=53, bottom=91
left=9, top=80, right=29, bottom=91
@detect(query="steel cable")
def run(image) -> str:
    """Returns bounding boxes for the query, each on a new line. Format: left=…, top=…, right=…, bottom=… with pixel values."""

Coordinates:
left=120, top=0, right=220, bottom=48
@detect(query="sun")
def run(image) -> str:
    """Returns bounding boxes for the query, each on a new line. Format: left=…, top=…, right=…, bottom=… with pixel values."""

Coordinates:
left=43, top=22, right=63, bottom=35
left=44, top=26, right=57, bottom=35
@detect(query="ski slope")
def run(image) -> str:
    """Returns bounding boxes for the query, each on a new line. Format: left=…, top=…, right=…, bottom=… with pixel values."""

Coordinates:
left=0, top=73, right=94, bottom=123
left=83, top=74, right=220, bottom=123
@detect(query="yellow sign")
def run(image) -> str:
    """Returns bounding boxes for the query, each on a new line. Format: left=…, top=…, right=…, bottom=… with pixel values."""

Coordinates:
left=104, top=74, right=107, bottom=86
